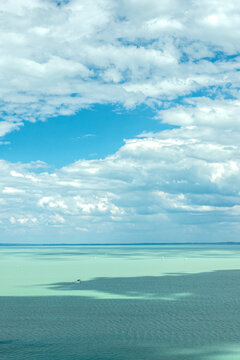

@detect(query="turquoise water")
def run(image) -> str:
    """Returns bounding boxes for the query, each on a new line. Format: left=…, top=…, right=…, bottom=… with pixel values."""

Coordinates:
left=1, top=245, right=240, bottom=359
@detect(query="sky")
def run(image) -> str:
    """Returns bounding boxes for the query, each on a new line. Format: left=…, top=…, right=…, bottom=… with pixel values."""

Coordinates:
left=1, top=0, right=240, bottom=243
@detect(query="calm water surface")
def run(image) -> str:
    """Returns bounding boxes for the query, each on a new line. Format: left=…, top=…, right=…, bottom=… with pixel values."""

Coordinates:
left=1, top=245, right=240, bottom=359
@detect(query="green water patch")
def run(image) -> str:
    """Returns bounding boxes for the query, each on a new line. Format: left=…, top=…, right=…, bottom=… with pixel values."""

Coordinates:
left=1, top=245, right=240, bottom=297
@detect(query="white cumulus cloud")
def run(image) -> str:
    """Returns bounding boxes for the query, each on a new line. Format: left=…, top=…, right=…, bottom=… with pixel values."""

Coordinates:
left=0, top=0, right=240, bottom=135
left=1, top=0, right=240, bottom=242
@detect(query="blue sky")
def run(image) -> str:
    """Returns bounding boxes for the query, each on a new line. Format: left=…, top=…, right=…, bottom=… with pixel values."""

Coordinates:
left=1, top=0, right=240, bottom=243
left=0, top=105, right=172, bottom=167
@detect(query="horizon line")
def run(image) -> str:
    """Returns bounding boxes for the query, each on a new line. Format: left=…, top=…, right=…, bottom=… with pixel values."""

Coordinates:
left=1, top=242, right=240, bottom=246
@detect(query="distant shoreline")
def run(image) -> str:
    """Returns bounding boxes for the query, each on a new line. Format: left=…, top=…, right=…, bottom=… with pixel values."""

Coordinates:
left=1, top=242, right=240, bottom=246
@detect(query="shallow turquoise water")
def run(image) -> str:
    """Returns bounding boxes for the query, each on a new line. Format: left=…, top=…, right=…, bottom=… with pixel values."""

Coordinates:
left=1, top=245, right=240, bottom=359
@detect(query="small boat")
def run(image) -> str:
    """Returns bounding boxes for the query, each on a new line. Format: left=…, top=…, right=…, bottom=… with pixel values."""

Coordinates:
left=76, top=279, right=81, bottom=284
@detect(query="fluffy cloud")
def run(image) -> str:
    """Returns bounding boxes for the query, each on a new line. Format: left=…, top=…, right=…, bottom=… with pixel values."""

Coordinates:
left=1, top=0, right=240, bottom=135
left=157, top=99, right=240, bottom=129
left=1, top=0, right=240, bottom=242
left=1, top=121, right=240, bottom=242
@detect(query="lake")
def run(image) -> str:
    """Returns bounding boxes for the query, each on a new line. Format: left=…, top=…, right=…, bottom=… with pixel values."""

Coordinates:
left=1, top=245, right=240, bottom=359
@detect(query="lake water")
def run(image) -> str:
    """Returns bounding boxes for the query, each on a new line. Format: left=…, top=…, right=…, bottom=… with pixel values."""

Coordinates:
left=1, top=245, right=240, bottom=359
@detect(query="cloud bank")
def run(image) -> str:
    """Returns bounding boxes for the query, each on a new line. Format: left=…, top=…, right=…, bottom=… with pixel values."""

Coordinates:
left=1, top=123, right=240, bottom=242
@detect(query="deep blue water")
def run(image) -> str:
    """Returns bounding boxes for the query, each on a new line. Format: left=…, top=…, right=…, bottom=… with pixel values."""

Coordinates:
left=1, top=270, right=240, bottom=359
